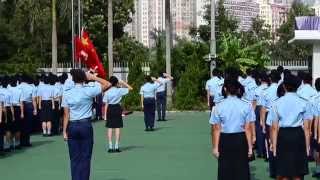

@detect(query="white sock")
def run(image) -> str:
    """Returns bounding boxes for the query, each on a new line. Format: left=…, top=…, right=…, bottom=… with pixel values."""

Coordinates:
left=115, top=142, right=119, bottom=149
left=43, top=129, right=47, bottom=134
left=48, top=129, right=51, bottom=135
left=109, top=142, right=113, bottom=149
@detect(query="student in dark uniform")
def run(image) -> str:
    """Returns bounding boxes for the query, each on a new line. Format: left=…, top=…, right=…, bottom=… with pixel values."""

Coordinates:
left=38, top=75, right=55, bottom=136
left=269, top=74, right=312, bottom=180
left=140, top=76, right=162, bottom=131
left=19, top=74, right=37, bottom=147
left=52, top=74, right=62, bottom=135
left=2, top=76, right=14, bottom=151
left=103, top=76, right=133, bottom=153
left=62, top=69, right=110, bottom=180
left=156, top=73, right=173, bottom=121
left=210, top=78, right=253, bottom=180
left=8, top=75, right=23, bottom=149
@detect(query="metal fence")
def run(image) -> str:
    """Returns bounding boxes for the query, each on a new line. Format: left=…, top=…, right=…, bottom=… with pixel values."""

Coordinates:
left=266, top=59, right=309, bottom=71
left=38, top=61, right=151, bottom=81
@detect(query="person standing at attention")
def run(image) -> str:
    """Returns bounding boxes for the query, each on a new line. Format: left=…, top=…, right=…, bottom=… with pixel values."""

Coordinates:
left=62, top=69, right=110, bottom=180
left=206, top=69, right=224, bottom=111
left=103, top=76, right=133, bottom=153
left=156, top=72, right=173, bottom=122
left=210, top=78, right=253, bottom=180
left=140, top=76, right=162, bottom=131
left=269, top=74, right=312, bottom=180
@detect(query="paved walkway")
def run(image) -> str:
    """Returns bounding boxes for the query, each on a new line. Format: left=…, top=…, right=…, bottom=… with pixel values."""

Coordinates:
left=0, top=112, right=316, bottom=180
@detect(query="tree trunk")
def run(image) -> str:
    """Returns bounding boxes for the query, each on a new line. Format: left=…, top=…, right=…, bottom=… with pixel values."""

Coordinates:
left=165, top=0, right=172, bottom=108
left=52, top=0, right=58, bottom=74
left=108, top=0, right=113, bottom=78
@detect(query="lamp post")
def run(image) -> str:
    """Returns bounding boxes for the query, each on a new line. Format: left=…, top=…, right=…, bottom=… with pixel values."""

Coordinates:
left=210, top=0, right=217, bottom=76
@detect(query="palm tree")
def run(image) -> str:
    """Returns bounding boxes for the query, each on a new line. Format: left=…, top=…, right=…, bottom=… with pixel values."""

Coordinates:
left=108, top=0, right=113, bottom=77
left=165, top=0, right=172, bottom=107
left=52, top=0, right=58, bottom=74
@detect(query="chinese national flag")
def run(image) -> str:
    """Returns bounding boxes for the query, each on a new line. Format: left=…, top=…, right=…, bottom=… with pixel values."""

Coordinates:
left=75, top=31, right=107, bottom=78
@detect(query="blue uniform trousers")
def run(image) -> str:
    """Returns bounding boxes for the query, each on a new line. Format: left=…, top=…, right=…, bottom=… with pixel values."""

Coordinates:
left=21, top=102, right=33, bottom=146
left=156, top=91, right=167, bottom=120
left=255, top=106, right=266, bottom=157
left=144, top=98, right=156, bottom=129
left=67, top=120, right=93, bottom=180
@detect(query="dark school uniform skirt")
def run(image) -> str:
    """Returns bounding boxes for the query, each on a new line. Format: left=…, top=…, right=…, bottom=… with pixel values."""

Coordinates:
left=4, top=107, right=13, bottom=132
left=40, top=100, right=53, bottom=122
left=276, top=127, right=308, bottom=177
left=106, top=104, right=123, bottom=128
left=12, top=106, right=22, bottom=133
left=218, top=132, right=250, bottom=180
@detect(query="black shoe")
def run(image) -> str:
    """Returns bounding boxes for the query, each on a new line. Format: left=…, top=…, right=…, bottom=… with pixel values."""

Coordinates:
left=150, top=127, right=154, bottom=131
left=157, top=119, right=162, bottom=121
left=15, top=145, right=22, bottom=150
left=313, top=172, right=320, bottom=178
left=108, top=149, right=114, bottom=153
left=115, top=149, right=121, bottom=153
left=162, top=119, right=167, bottom=121
left=145, top=128, right=150, bottom=132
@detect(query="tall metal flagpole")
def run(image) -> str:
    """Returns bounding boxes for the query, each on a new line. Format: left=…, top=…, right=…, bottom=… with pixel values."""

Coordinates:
left=210, top=0, right=216, bottom=77
left=71, top=0, right=75, bottom=68
left=78, top=0, right=81, bottom=68
left=108, top=0, right=113, bottom=77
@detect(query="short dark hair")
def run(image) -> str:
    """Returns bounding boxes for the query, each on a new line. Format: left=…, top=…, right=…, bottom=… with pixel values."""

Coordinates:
left=223, top=78, right=242, bottom=97
left=277, top=83, right=285, bottom=98
left=212, top=69, right=220, bottom=77
left=277, top=66, right=284, bottom=74
left=48, top=74, right=57, bottom=85
left=269, top=70, right=281, bottom=83
left=109, top=76, right=119, bottom=87
left=70, top=69, right=87, bottom=84
left=2, top=76, right=9, bottom=88
left=302, top=72, right=312, bottom=85
left=9, top=75, right=18, bottom=87
left=145, top=75, right=153, bottom=83
left=259, top=71, right=269, bottom=83
left=283, top=74, right=300, bottom=92
left=316, top=78, right=320, bottom=91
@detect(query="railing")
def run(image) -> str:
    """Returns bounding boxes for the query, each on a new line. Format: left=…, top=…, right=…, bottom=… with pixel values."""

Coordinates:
left=266, top=59, right=309, bottom=71
left=38, top=61, right=151, bottom=81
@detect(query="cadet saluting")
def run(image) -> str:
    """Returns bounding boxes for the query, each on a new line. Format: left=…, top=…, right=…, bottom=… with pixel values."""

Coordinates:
left=140, top=76, right=162, bottom=131
left=103, top=76, right=133, bottom=153
left=156, top=73, right=173, bottom=122
left=210, top=78, right=253, bottom=180
left=62, top=69, right=110, bottom=180
left=269, top=74, right=312, bottom=180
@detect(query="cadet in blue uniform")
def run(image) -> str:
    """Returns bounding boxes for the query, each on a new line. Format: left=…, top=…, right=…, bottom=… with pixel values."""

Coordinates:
left=37, top=75, right=55, bottom=136
left=140, top=76, right=162, bottom=131
left=210, top=78, right=253, bottom=180
left=269, top=75, right=312, bottom=180
left=206, top=69, right=224, bottom=110
left=62, top=69, right=110, bottom=180
left=312, top=78, right=320, bottom=177
left=20, top=75, right=37, bottom=147
left=156, top=73, right=173, bottom=122
left=103, top=76, right=132, bottom=153
left=254, top=72, right=269, bottom=158
left=1, top=76, right=14, bottom=151
left=260, top=70, right=281, bottom=178
left=8, top=75, right=23, bottom=149
left=52, top=75, right=63, bottom=135
left=0, top=77, right=5, bottom=155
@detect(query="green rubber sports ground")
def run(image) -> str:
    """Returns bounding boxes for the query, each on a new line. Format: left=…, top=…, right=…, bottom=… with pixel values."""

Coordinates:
left=0, top=112, right=317, bottom=180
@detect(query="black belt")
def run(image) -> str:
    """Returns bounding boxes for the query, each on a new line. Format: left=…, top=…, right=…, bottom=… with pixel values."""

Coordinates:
left=69, top=118, right=91, bottom=123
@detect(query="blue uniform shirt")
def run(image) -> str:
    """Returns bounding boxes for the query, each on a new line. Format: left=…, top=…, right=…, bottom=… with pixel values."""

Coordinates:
left=8, top=86, right=23, bottom=106
left=209, top=96, right=254, bottom=133
left=19, top=82, right=36, bottom=102
left=312, top=92, right=320, bottom=116
left=140, top=83, right=161, bottom=98
left=205, top=77, right=224, bottom=103
left=37, top=84, right=55, bottom=100
left=241, top=76, right=258, bottom=102
left=261, top=83, right=279, bottom=110
left=268, top=93, right=313, bottom=127
left=255, top=83, right=269, bottom=106
left=0, top=87, right=12, bottom=107
left=297, top=84, right=317, bottom=102
left=156, top=77, right=171, bottom=93
left=62, top=82, right=102, bottom=121
left=53, top=83, right=63, bottom=99
left=103, top=87, right=129, bottom=105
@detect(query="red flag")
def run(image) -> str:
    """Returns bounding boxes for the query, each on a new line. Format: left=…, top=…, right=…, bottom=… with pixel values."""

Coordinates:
left=75, top=31, right=107, bottom=78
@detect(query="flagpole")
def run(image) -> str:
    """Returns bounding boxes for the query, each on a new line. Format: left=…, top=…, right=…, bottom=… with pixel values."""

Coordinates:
left=71, top=0, right=75, bottom=68
left=78, top=0, right=81, bottom=69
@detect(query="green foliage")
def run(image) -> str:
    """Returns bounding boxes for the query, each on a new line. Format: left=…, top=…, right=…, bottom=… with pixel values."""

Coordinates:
left=172, top=40, right=209, bottom=110
left=150, top=31, right=166, bottom=76
left=271, top=1, right=314, bottom=62
left=218, top=32, right=270, bottom=73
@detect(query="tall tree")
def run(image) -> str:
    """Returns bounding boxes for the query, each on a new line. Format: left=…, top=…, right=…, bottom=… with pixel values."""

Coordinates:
left=165, top=0, right=172, bottom=107
left=52, top=0, right=57, bottom=74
